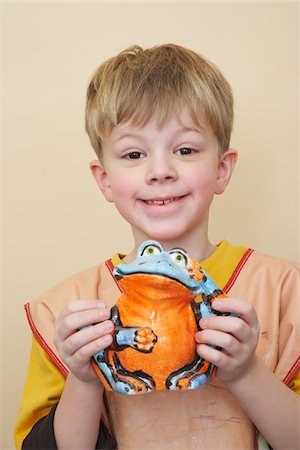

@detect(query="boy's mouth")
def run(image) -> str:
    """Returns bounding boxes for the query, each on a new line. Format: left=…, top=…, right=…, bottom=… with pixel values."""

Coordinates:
left=143, top=197, right=181, bottom=205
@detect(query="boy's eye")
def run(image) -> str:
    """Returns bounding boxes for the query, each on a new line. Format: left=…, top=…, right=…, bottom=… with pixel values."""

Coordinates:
left=125, top=151, right=145, bottom=160
left=175, top=147, right=194, bottom=156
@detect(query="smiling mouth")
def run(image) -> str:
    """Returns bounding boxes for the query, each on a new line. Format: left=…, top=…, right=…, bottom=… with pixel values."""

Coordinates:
left=143, top=197, right=182, bottom=205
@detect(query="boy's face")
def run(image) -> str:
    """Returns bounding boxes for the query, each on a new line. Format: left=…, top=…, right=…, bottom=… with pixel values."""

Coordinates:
left=91, top=108, right=237, bottom=251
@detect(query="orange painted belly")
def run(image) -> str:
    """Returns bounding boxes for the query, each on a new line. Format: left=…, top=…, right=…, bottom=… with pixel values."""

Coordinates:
left=117, top=300, right=198, bottom=390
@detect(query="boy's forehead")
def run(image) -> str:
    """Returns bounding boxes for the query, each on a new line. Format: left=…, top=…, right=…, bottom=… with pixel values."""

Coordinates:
left=109, top=108, right=211, bottom=142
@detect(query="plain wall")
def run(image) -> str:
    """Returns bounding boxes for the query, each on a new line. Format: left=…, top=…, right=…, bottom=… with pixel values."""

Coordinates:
left=2, top=2, right=299, bottom=449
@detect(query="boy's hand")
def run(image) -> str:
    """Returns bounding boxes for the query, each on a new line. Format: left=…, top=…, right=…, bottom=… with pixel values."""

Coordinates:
left=54, top=300, right=114, bottom=383
left=195, top=298, right=260, bottom=384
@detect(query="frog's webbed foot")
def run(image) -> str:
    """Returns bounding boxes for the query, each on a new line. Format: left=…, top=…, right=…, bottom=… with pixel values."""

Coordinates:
left=111, top=305, right=157, bottom=353
left=166, top=355, right=215, bottom=390
left=133, top=327, right=157, bottom=352
left=93, top=349, right=155, bottom=395
left=114, top=326, right=157, bottom=353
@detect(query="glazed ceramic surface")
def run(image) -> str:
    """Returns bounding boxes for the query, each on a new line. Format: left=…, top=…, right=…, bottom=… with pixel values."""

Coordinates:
left=92, top=240, right=228, bottom=395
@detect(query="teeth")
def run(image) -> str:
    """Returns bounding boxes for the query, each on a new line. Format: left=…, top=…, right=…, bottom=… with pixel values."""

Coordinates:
left=145, top=198, right=178, bottom=205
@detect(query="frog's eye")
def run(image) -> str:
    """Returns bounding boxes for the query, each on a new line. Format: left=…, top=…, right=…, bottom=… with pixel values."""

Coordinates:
left=141, top=244, right=162, bottom=257
left=169, top=250, right=188, bottom=267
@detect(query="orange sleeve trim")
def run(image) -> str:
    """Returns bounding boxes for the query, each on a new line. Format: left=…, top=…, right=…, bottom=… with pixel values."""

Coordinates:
left=283, top=356, right=300, bottom=386
left=24, top=303, right=69, bottom=378
left=24, top=303, right=112, bottom=433
left=105, top=259, right=122, bottom=293
left=223, top=248, right=254, bottom=293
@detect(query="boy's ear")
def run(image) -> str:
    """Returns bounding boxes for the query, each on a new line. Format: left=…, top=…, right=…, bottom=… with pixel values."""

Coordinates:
left=215, top=148, right=238, bottom=195
left=89, top=160, right=114, bottom=203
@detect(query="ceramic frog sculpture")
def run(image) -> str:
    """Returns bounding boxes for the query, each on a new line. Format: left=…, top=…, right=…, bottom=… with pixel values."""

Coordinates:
left=92, top=240, right=228, bottom=395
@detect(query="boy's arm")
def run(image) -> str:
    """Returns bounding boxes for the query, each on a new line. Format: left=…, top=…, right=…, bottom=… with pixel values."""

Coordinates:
left=224, top=355, right=299, bottom=450
left=54, top=373, right=105, bottom=450
left=15, top=302, right=115, bottom=450
left=52, top=300, right=114, bottom=450
left=196, top=298, right=299, bottom=450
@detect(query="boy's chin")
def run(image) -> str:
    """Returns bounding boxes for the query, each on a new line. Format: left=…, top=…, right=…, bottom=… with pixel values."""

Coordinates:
left=133, top=227, right=190, bottom=247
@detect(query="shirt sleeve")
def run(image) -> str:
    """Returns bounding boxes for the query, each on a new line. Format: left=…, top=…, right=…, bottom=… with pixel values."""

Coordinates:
left=22, top=403, right=58, bottom=449
left=14, top=335, right=65, bottom=449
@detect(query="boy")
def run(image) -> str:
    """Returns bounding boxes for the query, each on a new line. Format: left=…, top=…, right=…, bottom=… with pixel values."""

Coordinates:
left=15, top=44, right=299, bottom=449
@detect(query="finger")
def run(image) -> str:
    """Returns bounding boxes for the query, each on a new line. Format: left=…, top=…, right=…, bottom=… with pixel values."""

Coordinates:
left=199, top=314, right=252, bottom=343
left=196, top=343, right=229, bottom=368
left=61, top=300, right=108, bottom=317
left=195, top=329, right=240, bottom=357
left=211, top=298, right=258, bottom=329
left=56, top=307, right=111, bottom=341
left=65, top=334, right=113, bottom=367
left=64, top=320, right=114, bottom=356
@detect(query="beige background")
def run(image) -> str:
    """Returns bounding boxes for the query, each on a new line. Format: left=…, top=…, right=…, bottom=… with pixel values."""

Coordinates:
left=2, top=2, right=299, bottom=449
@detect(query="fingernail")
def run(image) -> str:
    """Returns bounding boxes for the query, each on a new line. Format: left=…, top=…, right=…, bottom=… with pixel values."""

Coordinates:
left=200, top=318, right=208, bottom=328
left=99, top=310, right=109, bottom=320
left=103, top=335, right=112, bottom=344
left=103, top=321, right=113, bottom=332
left=212, top=300, right=221, bottom=308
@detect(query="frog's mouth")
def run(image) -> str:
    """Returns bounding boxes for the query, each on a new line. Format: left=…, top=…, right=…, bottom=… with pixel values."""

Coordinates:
left=114, top=267, right=198, bottom=294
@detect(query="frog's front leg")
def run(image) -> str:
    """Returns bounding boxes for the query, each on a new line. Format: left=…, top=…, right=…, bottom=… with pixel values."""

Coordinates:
left=113, top=326, right=157, bottom=352
left=111, top=305, right=158, bottom=353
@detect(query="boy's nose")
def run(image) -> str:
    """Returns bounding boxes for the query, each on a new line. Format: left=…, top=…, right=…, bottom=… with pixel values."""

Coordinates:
left=145, top=155, right=178, bottom=184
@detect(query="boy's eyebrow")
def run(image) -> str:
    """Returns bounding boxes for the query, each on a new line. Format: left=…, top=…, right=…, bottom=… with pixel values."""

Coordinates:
left=178, top=126, right=206, bottom=135
left=112, top=126, right=207, bottom=144
left=112, top=133, right=143, bottom=143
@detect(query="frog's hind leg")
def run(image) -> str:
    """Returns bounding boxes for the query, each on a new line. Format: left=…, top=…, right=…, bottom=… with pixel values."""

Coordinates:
left=113, top=353, right=156, bottom=394
left=165, top=298, right=217, bottom=390
left=166, top=355, right=215, bottom=390
left=93, top=349, right=155, bottom=395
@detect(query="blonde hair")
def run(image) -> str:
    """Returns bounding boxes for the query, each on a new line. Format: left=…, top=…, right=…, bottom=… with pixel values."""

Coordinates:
left=85, top=44, right=233, bottom=158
